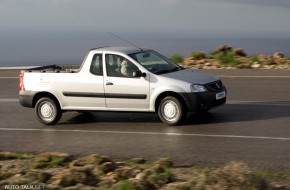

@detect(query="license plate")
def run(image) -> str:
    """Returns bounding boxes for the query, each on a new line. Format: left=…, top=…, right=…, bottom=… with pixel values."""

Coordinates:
left=216, top=91, right=226, bottom=100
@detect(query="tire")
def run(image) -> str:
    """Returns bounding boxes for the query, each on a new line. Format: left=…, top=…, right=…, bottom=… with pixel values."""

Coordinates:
left=158, top=96, right=185, bottom=126
left=35, top=97, right=62, bottom=125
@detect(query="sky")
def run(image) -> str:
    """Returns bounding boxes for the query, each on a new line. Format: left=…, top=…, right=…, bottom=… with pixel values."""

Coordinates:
left=1, top=0, right=290, bottom=67
left=0, top=0, right=290, bottom=38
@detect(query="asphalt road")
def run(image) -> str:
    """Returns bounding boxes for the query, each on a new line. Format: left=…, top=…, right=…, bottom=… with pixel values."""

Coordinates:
left=0, top=69, right=290, bottom=171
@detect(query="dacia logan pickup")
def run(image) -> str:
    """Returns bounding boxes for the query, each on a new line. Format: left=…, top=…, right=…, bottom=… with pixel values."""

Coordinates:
left=19, top=47, right=226, bottom=125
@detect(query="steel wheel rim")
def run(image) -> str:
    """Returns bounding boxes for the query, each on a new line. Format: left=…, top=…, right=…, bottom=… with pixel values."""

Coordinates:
left=163, top=100, right=180, bottom=122
left=39, top=101, right=56, bottom=122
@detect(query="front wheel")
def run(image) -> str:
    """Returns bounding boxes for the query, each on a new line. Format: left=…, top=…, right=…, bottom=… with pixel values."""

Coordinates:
left=35, top=97, right=62, bottom=125
left=158, top=96, right=185, bottom=126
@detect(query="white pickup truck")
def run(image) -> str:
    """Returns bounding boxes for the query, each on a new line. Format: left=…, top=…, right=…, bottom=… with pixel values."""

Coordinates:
left=19, top=46, right=226, bottom=125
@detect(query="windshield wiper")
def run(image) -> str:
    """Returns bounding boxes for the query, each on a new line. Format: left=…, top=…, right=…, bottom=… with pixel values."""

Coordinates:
left=171, top=67, right=183, bottom=72
left=155, top=67, right=183, bottom=75
left=155, top=69, right=171, bottom=75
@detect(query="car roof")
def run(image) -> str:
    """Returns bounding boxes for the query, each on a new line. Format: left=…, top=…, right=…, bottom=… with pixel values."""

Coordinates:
left=91, top=46, right=150, bottom=54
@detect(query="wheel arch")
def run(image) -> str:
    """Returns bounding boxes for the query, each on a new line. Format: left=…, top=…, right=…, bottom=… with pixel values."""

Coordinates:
left=154, top=91, right=187, bottom=113
left=32, top=92, right=61, bottom=109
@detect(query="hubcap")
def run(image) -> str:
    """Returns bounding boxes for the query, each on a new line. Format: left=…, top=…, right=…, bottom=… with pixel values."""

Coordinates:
left=39, top=102, right=55, bottom=121
left=163, top=100, right=180, bottom=122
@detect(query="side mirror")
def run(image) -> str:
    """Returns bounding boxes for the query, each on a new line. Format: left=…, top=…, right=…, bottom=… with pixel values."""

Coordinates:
left=133, top=70, right=146, bottom=78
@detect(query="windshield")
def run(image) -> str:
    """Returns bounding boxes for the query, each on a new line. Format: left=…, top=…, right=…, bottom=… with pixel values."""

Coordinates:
left=128, top=50, right=183, bottom=75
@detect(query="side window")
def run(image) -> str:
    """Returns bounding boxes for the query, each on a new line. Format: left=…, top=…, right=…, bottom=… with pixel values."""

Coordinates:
left=90, top=54, right=103, bottom=76
left=105, top=54, right=139, bottom=78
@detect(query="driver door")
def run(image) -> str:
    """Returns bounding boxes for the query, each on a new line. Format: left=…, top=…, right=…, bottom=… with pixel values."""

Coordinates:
left=104, top=54, right=150, bottom=110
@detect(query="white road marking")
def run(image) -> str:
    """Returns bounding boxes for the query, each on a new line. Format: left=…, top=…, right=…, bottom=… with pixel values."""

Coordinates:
left=0, top=99, right=18, bottom=102
left=0, top=77, right=19, bottom=79
left=0, top=127, right=289, bottom=141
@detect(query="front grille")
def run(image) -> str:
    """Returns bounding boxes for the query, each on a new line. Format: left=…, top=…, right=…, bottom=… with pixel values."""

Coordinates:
left=205, top=80, right=223, bottom=92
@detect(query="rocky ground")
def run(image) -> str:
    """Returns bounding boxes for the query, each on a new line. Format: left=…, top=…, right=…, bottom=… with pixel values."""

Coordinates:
left=171, top=45, right=290, bottom=70
left=0, top=152, right=289, bottom=190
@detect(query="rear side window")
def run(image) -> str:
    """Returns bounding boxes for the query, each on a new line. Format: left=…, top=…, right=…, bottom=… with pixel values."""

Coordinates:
left=90, top=54, right=103, bottom=76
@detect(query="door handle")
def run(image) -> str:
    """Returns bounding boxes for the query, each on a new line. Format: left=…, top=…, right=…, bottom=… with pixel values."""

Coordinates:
left=106, top=82, right=114, bottom=85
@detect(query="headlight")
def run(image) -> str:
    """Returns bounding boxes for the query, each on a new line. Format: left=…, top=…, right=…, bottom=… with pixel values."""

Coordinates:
left=191, top=84, right=207, bottom=92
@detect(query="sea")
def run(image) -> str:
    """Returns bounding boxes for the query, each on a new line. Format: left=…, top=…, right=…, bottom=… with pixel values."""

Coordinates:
left=0, top=31, right=290, bottom=67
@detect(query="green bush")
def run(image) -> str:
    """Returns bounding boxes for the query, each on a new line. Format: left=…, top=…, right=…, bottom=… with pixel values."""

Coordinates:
left=192, top=51, right=206, bottom=59
left=169, top=54, right=183, bottom=63
left=214, top=52, right=242, bottom=66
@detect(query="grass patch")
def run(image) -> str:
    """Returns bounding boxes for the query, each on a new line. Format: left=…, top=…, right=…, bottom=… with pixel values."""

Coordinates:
left=33, top=152, right=70, bottom=169
left=0, top=152, right=33, bottom=160
left=33, top=156, right=66, bottom=168
left=1, top=153, right=290, bottom=190
left=110, top=180, right=142, bottom=190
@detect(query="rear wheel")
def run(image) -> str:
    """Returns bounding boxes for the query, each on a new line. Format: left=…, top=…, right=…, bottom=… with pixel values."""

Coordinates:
left=158, top=96, right=185, bottom=126
left=35, top=97, right=62, bottom=125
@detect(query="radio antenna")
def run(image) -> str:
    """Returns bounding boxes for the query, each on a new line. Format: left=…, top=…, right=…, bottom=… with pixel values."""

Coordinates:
left=108, top=31, right=143, bottom=51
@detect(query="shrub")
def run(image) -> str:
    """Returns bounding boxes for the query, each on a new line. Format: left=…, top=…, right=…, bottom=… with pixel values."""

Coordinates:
left=192, top=51, right=206, bottom=59
left=214, top=52, right=242, bottom=66
left=169, top=54, right=183, bottom=63
left=251, top=56, right=259, bottom=63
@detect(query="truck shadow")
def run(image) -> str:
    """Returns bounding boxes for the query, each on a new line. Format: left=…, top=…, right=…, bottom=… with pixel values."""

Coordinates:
left=61, top=112, right=160, bottom=125
left=184, top=102, right=290, bottom=125
left=59, top=101, right=290, bottom=126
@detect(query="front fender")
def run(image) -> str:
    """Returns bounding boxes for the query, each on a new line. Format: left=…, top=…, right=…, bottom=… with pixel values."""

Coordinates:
left=149, top=85, right=188, bottom=111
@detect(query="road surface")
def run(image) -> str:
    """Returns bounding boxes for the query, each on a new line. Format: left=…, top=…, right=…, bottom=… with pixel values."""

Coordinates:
left=0, top=69, right=290, bottom=171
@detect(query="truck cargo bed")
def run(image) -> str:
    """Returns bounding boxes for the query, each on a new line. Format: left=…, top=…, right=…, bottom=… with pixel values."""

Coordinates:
left=24, top=64, right=80, bottom=73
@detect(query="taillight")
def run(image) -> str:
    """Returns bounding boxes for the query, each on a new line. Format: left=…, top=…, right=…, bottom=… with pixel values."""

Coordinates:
left=19, top=72, right=25, bottom=91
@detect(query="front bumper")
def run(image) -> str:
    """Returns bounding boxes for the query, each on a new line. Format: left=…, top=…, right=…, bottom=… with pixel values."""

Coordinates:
left=180, top=85, right=227, bottom=112
left=19, top=91, right=36, bottom=108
